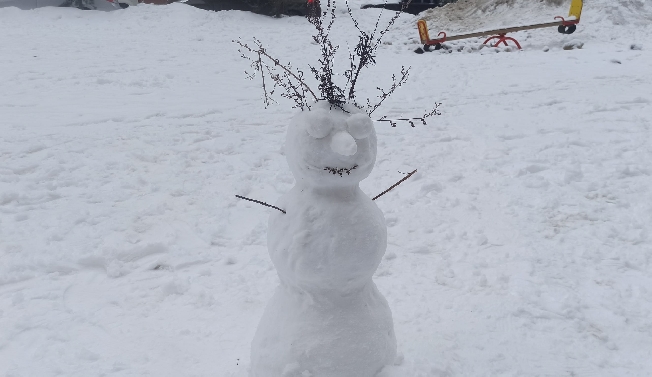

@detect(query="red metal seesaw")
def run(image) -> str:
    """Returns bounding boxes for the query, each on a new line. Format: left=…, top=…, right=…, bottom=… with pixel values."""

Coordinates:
left=415, top=0, right=583, bottom=53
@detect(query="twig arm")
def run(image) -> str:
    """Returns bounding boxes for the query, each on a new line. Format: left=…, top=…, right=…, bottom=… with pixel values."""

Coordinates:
left=372, top=169, right=418, bottom=201
left=235, top=195, right=286, bottom=214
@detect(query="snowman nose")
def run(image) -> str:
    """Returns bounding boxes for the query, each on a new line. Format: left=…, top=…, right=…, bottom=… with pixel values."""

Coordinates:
left=330, top=131, right=357, bottom=156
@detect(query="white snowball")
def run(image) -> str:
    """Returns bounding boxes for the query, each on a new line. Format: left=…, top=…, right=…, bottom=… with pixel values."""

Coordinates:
left=305, top=109, right=333, bottom=139
left=346, top=113, right=373, bottom=139
left=330, top=131, right=357, bottom=156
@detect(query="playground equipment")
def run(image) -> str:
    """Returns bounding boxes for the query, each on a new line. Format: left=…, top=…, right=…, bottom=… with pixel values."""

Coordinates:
left=415, top=0, right=583, bottom=53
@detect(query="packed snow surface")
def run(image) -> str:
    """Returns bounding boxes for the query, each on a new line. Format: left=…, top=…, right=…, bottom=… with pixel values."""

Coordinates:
left=1, top=0, right=652, bottom=376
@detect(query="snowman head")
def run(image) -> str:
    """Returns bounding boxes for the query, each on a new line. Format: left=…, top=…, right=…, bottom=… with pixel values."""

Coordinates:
left=286, top=101, right=377, bottom=188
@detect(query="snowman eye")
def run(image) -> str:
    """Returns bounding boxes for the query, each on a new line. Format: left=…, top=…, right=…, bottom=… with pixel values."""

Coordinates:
left=306, top=110, right=334, bottom=139
left=346, top=113, right=373, bottom=140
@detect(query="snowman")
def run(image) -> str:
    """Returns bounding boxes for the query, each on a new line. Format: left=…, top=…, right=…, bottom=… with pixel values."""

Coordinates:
left=250, top=101, right=397, bottom=377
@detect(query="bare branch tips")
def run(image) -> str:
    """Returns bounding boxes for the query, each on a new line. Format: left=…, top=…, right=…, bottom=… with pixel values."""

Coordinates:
left=375, top=103, right=442, bottom=127
left=307, top=0, right=346, bottom=106
left=234, top=38, right=318, bottom=110
left=344, top=0, right=413, bottom=102
left=367, top=66, right=410, bottom=115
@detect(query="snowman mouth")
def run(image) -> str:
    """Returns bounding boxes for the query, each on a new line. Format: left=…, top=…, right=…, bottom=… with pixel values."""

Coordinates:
left=323, top=165, right=358, bottom=177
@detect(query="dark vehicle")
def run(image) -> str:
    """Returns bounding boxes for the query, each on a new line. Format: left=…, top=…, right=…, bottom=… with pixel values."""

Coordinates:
left=185, top=0, right=320, bottom=16
left=362, top=0, right=455, bottom=15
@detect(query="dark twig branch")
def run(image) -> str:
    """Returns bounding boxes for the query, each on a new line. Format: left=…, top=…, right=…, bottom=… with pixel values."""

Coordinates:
left=372, top=169, right=417, bottom=201
left=376, top=103, right=442, bottom=127
left=234, top=38, right=318, bottom=109
left=307, top=0, right=346, bottom=106
left=422, top=102, right=443, bottom=120
left=235, top=0, right=419, bottom=114
left=367, top=66, right=410, bottom=115
left=235, top=195, right=286, bottom=214
left=345, top=0, right=413, bottom=105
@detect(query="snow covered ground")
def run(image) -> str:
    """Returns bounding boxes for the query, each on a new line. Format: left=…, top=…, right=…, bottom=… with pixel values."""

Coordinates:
left=1, top=0, right=651, bottom=376
left=0, top=0, right=120, bottom=11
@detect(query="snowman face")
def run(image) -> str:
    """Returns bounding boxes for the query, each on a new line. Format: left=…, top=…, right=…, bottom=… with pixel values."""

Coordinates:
left=286, top=102, right=377, bottom=188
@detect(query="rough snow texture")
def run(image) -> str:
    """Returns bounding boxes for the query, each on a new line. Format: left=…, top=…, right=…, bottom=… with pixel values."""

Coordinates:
left=251, top=102, right=396, bottom=377
left=0, top=0, right=118, bottom=10
left=1, top=0, right=652, bottom=376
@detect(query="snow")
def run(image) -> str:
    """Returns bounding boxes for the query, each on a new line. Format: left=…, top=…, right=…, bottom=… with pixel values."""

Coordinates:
left=1, top=0, right=651, bottom=376
left=346, top=113, right=374, bottom=139
left=0, top=0, right=120, bottom=10
left=305, top=108, right=335, bottom=139
left=330, top=130, right=358, bottom=156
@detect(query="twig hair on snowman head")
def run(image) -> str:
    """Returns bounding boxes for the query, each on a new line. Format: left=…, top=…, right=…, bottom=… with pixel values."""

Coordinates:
left=234, top=0, right=440, bottom=121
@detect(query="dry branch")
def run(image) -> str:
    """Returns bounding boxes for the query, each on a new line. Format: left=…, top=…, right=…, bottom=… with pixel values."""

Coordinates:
left=234, top=38, right=318, bottom=109
left=345, top=0, right=413, bottom=107
left=372, top=169, right=417, bottom=201
left=235, top=0, right=419, bottom=113
left=367, top=66, right=410, bottom=115
left=376, top=103, right=442, bottom=127
left=236, top=195, right=286, bottom=214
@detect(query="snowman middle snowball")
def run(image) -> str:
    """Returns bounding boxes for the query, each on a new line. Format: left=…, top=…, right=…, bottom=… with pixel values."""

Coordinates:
left=250, top=102, right=397, bottom=377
